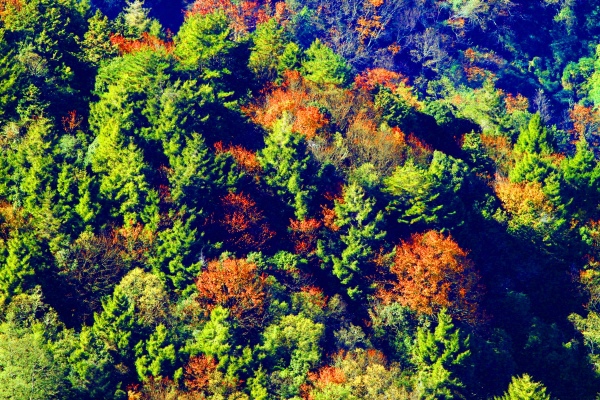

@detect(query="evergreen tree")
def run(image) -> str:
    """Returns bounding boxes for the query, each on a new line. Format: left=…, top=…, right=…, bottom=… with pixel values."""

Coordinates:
left=249, top=18, right=288, bottom=82
left=149, top=215, right=203, bottom=294
left=494, top=374, right=551, bottom=400
left=82, top=10, right=118, bottom=66
left=302, top=39, right=351, bottom=86
left=134, top=324, right=177, bottom=381
left=412, top=309, right=472, bottom=400
left=317, top=182, right=386, bottom=300
left=92, top=287, right=138, bottom=371
left=510, top=114, right=555, bottom=183
left=258, top=116, right=320, bottom=220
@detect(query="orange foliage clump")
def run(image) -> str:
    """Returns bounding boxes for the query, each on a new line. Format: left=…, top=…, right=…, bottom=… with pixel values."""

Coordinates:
left=354, top=68, right=406, bottom=92
left=464, top=65, right=488, bottom=82
left=504, top=93, right=529, bottom=114
left=0, top=0, right=22, bottom=19
left=109, top=32, right=173, bottom=55
left=308, top=366, right=346, bottom=389
left=184, top=355, right=219, bottom=392
left=214, top=142, right=262, bottom=174
left=378, top=230, right=484, bottom=324
left=570, top=104, right=600, bottom=146
left=406, top=132, right=433, bottom=166
left=188, top=0, right=289, bottom=35
left=61, top=110, right=83, bottom=133
left=245, top=71, right=329, bottom=140
left=196, top=258, right=267, bottom=327
left=289, top=218, right=322, bottom=255
left=219, top=191, right=275, bottom=252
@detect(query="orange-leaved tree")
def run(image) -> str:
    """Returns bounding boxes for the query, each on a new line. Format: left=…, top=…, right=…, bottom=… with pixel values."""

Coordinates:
left=195, top=258, right=268, bottom=329
left=219, top=191, right=275, bottom=253
left=379, top=230, right=484, bottom=324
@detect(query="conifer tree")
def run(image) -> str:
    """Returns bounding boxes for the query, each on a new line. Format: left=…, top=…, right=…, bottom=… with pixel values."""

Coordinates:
left=249, top=18, right=288, bottom=82
left=134, top=324, right=177, bottom=381
left=258, top=116, right=320, bottom=220
left=494, top=374, right=551, bottom=400
left=317, top=182, right=386, bottom=300
left=92, top=287, right=137, bottom=367
left=510, top=113, right=555, bottom=183
left=82, top=10, right=118, bottom=66
left=302, top=39, right=351, bottom=86
left=412, top=309, right=472, bottom=400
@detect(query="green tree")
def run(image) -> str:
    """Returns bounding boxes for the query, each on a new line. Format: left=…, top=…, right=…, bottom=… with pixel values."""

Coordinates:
left=494, top=374, right=551, bottom=400
left=0, top=230, right=46, bottom=307
left=187, top=306, right=253, bottom=382
left=302, top=39, right=351, bottom=86
left=149, top=215, right=203, bottom=294
left=2, top=0, right=91, bottom=120
left=385, top=152, right=468, bottom=231
left=509, top=114, right=555, bottom=183
left=249, top=18, right=288, bottom=82
left=134, top=324, right=177, bottom=381
left=0, top=318, right=69, bottom=399
left=561, top=137, right=600, bottom=219
left=317, top=182, right=386, bottom=300
left=257, top=314, right=324, bottom=398
left=92, top=287, right=138, bottom=372
left=258, top=116, right=321, bottom=220
left=82, top=10, right=118, bottom=66
left=412, top=309, right=472, bottom=400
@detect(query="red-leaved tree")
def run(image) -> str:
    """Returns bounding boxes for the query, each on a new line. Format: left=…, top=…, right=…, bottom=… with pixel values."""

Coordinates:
left=378, top=230, right=484, bottom=325
left=195, top=258, right=268, bottom=329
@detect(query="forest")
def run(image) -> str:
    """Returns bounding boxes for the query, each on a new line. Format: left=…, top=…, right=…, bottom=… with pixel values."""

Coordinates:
left=2, top=0, right=600, bottom=398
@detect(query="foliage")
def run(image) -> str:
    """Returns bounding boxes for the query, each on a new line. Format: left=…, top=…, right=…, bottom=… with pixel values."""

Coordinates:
left=0, top=0, right=598, bottom=397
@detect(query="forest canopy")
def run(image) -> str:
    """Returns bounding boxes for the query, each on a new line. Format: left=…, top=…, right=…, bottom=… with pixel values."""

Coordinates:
left=1, top=0, right=600, bottom=398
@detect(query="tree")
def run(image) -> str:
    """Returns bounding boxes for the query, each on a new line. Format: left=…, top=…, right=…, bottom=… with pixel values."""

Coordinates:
left=217, top=191, right=275, bottom=254
left=82, top=10, right=118, bottom=66
left=148, top=215, right=203, bottom=294
left=385, top=152, right=468, bottom=231
left=92, top=287, right=138, bottom=372
left=168, top=133, right=238, bottom=213
left=412, top=309, right=472, bottom=400
left=195, top=257, right=268, bottom=330
left=1, top=0, right=91, bottom=121
left=494, top=374, right=551, bottom=400
left=249, top=18, right=288, bottom=82
left=0, top=320, right=69, bottom=399
left=134, top=324, right=177, bottom=381
left=317, top=182, right=386, bottom=300
left=561, top=137, right=600, bottom=220
left=186, top=306, right=253, bottom=383
left=380, top=230, right=484, bottom=324
left=258, top=116, right=321, bottom=220
left=115, top=268, right=169, bottom=328
left=509, top=113, right=555, bottom=184
left=257, top=314, right=325, bottom=398
left=302, top=39, right=351, bottom=86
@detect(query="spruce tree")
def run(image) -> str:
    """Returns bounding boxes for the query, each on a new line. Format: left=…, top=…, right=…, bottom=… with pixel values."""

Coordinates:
left=412, top=309, right=472, bottom=400
left=317, top=182, right=386, bottom=300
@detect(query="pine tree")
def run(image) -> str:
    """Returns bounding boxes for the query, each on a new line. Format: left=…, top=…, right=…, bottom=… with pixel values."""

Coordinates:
left=317, top=182, right=386, bottom=300
left=249, top=18, right=288, bottom=82
left=510, top=113, right=555, bottom=183
left=82, top=10, right=118, bottom=66
left=258, top=116, right=320, bottom=220
left=92, top=287, right=137, bottom=366
left=302, top=39, right=351, bottom=86
left=412, top=309, right=472, bottom=400
left=494, top=374, right=551, bottom=400
left=134, top=324, right=177, bottom=381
